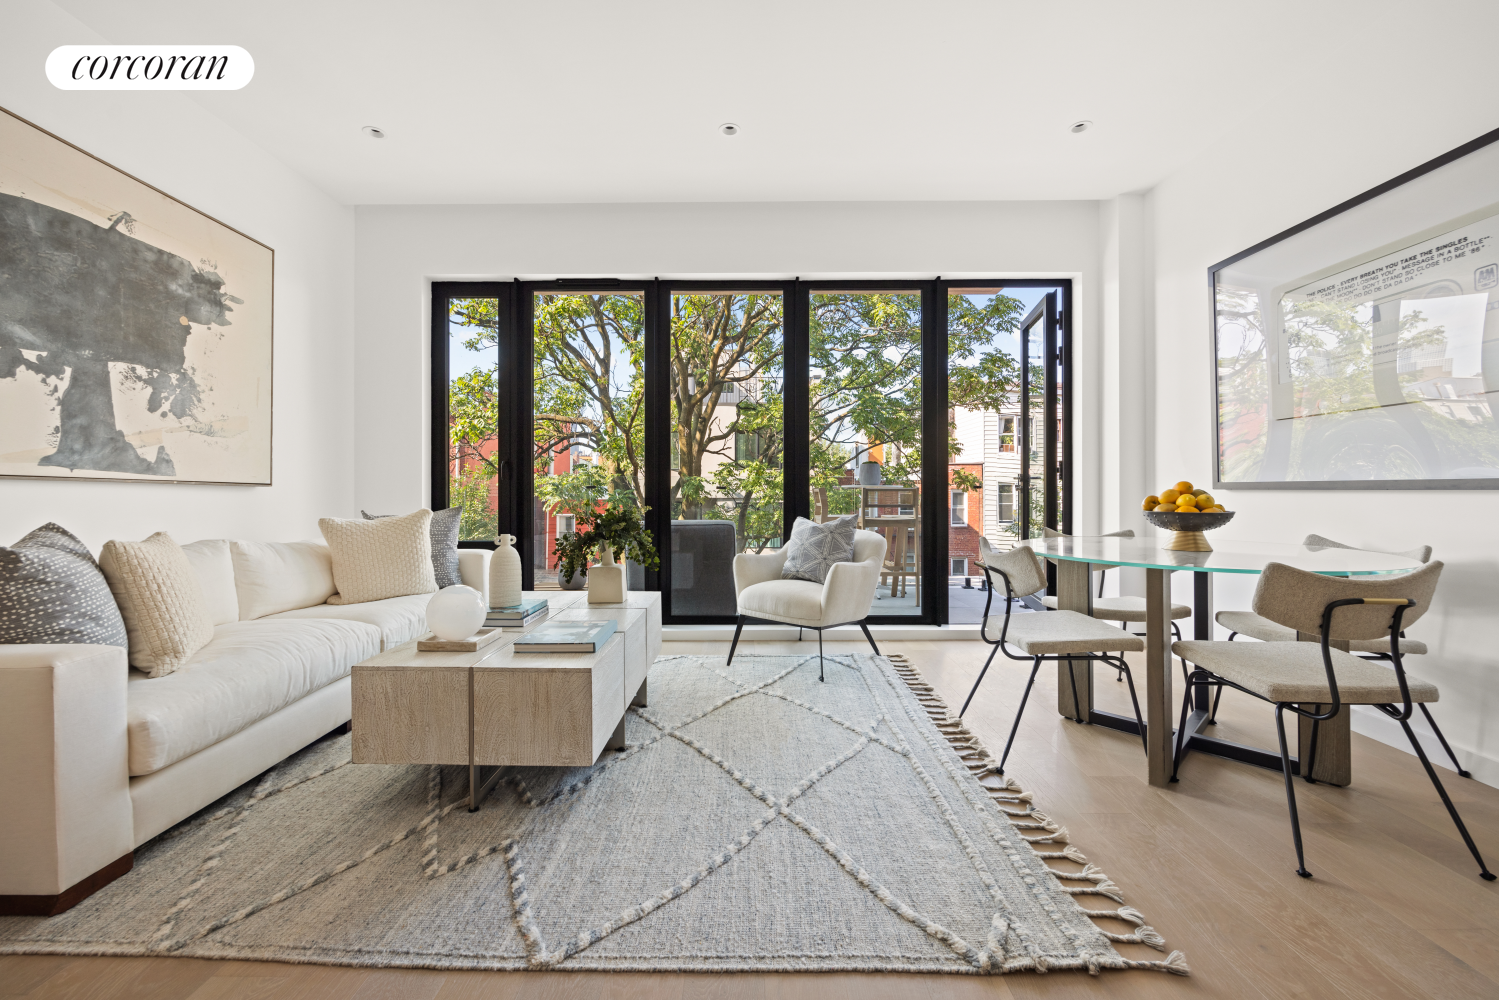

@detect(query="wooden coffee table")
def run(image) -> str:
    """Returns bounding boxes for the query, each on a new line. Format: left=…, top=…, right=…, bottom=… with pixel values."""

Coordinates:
left=351, top=590, right=661, bottom=810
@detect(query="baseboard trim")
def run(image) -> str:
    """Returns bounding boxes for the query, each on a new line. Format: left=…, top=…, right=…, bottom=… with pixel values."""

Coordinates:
left=0, top=852, right=133, bottom=917
left=1349, top=705, right=1499, bottom=790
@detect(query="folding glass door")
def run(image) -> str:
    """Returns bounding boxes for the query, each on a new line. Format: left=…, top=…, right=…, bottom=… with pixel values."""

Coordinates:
left=431, top=278, right=1070, bottom=618
left=659, top=286, right=785, bottom=617
left=808, top=288, right=927, bottom=620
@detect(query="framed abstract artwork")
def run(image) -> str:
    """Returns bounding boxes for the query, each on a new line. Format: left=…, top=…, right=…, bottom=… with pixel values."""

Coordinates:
left=1211, top=127, right=1499, bottom=490
left=0, top=106, right=273, bottom=486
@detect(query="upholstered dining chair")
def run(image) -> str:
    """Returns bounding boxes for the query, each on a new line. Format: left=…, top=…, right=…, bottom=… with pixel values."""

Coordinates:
left=1038, top=527, right=1197, bottom=689
left=1213, top=535, right=1467, bottom=775
left=1172, top=560, right=1493, bottom=881
left=963, top=537, right=1147, bottom=775
left=728, top=528, right=886, bottom=682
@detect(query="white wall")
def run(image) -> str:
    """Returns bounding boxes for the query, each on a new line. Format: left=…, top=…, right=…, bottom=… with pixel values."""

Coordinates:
left=1143, top=62, right=1499, bottom=782
left=352, top=200, right=1103, bottom=531
left=0, top=0, right=357, bottom=552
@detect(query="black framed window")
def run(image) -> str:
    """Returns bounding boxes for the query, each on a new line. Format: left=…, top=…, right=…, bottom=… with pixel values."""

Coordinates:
left=430, top=278, right=1071, bottom=622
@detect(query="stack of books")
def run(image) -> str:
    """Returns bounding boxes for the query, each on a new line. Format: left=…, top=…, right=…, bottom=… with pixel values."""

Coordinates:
left=512, top=619, right=616, bottom=654
left=486, top=597, right=548, bottom=630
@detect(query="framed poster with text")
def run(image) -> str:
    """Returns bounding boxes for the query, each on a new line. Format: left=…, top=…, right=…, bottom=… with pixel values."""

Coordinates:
left=1211, top=128, right=1499, bottom=490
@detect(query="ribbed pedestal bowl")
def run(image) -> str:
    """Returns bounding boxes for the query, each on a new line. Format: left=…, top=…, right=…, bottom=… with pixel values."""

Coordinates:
left=1144, top=509, right=1235, bottom=552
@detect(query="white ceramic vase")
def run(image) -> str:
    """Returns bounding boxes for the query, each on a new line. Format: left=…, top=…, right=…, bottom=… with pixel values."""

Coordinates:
left=426, top=585, right=486, bottom=640
left=587, top=542, right=625, bottom=604
left=490, top=533, right=522, bottom=609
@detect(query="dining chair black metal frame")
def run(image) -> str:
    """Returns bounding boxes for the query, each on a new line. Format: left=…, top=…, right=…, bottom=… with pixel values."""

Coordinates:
left=1175, top=595, right=1494, bottom=881
left=963, top=558, right=1147, bottom=776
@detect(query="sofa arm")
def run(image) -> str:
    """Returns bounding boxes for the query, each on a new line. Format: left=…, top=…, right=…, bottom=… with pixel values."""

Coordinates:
left=458, top=549, right=492, bottom=604
left=0, top=644, right=134, bottom=899
left=733, top=549, right=788, bottom=598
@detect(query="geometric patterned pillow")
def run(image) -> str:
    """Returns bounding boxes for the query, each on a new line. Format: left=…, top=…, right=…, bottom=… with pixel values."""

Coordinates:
left=361, top=507, right=462, bottom=588
left=0, top=522, right=128, bottom=647
left=780, top=515, right=858, bottom=584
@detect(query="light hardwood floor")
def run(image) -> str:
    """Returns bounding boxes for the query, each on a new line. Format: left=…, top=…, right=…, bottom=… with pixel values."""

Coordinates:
left=3, top=639, right=1496, bottom=1000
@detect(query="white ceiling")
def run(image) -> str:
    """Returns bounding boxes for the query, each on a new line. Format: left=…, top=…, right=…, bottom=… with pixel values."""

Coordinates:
left=49, top=0, right=1471, bottom=205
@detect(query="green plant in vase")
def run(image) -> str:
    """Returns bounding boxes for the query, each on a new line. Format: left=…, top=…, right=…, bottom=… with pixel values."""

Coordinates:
left=551, top=491, right=661, bottom=585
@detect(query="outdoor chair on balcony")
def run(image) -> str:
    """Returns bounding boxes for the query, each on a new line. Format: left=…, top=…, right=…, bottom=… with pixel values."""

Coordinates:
left=729, top=526, right=886, bottom=682
left=962, top=538, right=1147, bottom=774
left=1172, top=560, right=1491, bottom=881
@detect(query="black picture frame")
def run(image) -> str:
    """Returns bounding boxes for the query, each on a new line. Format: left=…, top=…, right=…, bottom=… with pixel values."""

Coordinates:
left=1209, top=126, right=1499, bottom=491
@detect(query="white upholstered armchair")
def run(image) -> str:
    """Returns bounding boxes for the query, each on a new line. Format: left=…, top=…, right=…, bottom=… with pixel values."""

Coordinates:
left=727, top=529, right=887, bottom=681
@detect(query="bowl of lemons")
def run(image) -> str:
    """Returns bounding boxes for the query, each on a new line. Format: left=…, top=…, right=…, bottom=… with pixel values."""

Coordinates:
left=1141, top=481, right=1233, bottom=551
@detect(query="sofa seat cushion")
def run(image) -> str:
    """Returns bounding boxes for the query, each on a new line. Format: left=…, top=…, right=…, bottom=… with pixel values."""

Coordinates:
left=737, top=579, right=825, bottom=626
left=259, top=594, right=430, bottom=650
left=126, top=619, right=380, bottom=776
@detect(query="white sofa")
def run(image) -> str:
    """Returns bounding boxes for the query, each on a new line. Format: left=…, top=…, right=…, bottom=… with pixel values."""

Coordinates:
left=0, top=538, right=491, bottom=914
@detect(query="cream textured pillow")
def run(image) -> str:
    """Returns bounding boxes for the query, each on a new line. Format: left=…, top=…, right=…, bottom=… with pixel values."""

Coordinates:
left=319, top=510, right=437, bottom=605
left=98, top=532, right=215, bottom=678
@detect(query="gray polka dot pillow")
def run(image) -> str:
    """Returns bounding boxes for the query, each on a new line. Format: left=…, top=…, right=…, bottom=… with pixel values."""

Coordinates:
left=0, top=523, right=127, bottom=647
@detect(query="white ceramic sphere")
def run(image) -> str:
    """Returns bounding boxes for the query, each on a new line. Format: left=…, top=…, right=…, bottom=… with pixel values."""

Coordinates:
left=426, top=585, right=486, bottom=641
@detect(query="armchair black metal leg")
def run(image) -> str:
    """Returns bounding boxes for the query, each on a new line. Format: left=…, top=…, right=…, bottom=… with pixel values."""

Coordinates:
left=1208, top=682, right=1224, bottom=725
left=1303, top=717, right=1320, bottom=784
left=818, top=629, right=825, bottom=683
left=959, top=643, right=1002, bottom=717
left=997, top=657, right=1044, bottom=775
left=1118, top=659, right=1147, bottom=756
left=1398, top=717, right=1494, bottom=880
left=1274, top=705, right=1312, bottom=878
left=858, top=621, right=881, bottom=657
left=1418, top=703, right=1471, bottom=778
left=1066, top=660, right=1085, bottom=723
left=1170, top=675, right=1195, bottom=783
left=727, top=615, right=745, bottom=666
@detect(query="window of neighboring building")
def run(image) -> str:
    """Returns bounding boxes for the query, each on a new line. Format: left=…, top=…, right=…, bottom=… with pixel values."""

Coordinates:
left=556, top=513, right=576, bottom=535
left=951, top=557, right=967, bottom=576
left=997, top=483, right=1014, bottom=522
left=999, top=416, right=1016, bottom=453
left=950, top=490, right=967, bottom=525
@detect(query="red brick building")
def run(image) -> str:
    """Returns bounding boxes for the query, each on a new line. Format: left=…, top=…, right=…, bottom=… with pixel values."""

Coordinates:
left=948, top=462, right=983, bottom=578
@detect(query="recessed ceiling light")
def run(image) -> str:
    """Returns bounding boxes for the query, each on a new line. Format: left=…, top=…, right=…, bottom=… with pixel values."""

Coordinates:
left=719, top=123, right=739, bottom=136
left=1070, top=120, right=1092, bottom=133
left=362, top=126, right=386, bottom=139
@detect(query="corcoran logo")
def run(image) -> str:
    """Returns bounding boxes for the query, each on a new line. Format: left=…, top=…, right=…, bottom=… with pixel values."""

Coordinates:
left=46, top=46, right=254, bottom=90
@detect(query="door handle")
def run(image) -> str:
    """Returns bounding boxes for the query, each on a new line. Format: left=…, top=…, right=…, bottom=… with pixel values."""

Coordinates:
left=499, top=459, right=511, bottom=480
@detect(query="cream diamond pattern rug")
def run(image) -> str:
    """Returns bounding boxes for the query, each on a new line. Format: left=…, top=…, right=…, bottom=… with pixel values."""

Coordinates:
left=0, top=653, right=1188, bottom=976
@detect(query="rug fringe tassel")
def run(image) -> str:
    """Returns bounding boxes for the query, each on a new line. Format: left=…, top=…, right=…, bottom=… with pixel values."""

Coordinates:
left=1079, top=905, right=1146, bottom=926
left=1128, top=950, right=1191, bottom=975
left=1021, top=826, right=1069, bottom=844
left=1103, top=925, right=1167, bottom=951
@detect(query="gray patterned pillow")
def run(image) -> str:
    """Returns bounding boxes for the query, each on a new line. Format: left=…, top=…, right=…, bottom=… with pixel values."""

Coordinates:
left=0, top=523, right=128, bottom=647
left=361, top=507, right=462, bottom=588
left=781, top=515, right=858, bottom=584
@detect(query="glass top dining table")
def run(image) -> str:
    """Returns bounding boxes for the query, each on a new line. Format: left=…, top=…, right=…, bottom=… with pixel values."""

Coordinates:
left=1017, top=535, right=1423, bottom=576
left=1013, top=535, right=1422, bottom=788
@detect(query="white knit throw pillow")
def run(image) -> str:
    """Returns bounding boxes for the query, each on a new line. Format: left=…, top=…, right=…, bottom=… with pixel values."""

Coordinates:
left=319, top=510, right=438, bottom=605
left=98, top=532, right=215, bottom=678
